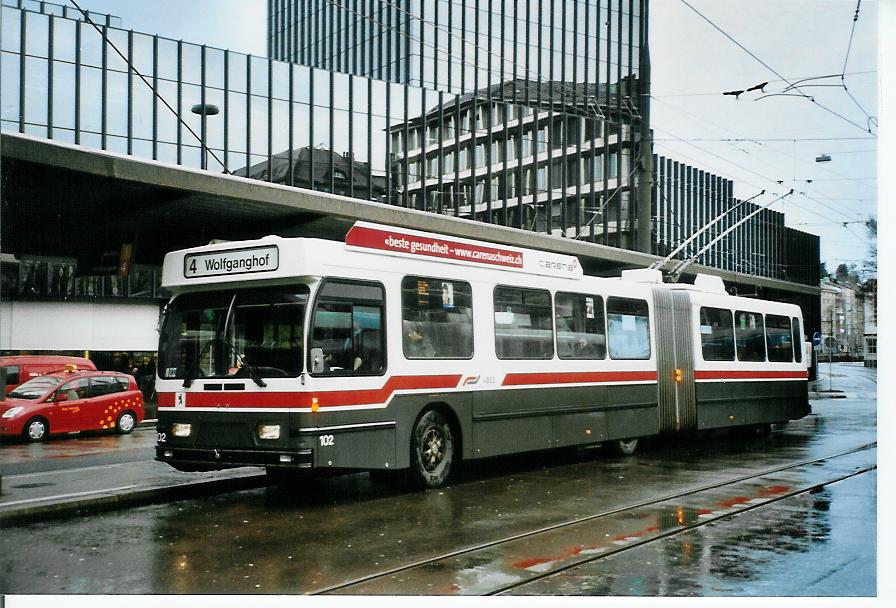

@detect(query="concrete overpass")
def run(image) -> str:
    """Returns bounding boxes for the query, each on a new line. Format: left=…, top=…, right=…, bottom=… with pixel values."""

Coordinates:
left=2, top=133, right=819, bottom=294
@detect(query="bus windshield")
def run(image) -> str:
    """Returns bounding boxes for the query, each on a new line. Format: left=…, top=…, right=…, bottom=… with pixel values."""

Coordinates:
left=158, top=285, right=309, bottom=381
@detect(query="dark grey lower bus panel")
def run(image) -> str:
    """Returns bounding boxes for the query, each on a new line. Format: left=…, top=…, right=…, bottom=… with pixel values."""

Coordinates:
left=695, top=381, right=810, bottom=429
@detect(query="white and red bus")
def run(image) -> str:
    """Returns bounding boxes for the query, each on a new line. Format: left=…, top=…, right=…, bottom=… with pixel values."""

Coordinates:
left=154, top=222, right=809, bottom=488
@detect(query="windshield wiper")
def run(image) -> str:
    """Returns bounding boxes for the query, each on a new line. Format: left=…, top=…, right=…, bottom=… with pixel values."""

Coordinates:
left=6, top=391, right=37, bottom=399
left=220, top=335, right=267, bottom=388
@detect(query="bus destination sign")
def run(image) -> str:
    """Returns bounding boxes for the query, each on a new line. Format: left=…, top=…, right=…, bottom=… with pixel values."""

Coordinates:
left=184, top=245, right=279, bottom=278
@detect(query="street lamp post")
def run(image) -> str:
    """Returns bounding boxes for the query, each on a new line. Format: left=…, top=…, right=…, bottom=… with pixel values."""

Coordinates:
left=191, top=103, right=219, bottom=170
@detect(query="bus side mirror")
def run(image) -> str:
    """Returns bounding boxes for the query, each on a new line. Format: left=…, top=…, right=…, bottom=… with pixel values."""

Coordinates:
left=310, top=348, right=325, bottom=374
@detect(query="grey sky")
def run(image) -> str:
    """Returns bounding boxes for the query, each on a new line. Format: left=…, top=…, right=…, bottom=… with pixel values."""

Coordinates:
left=74, top=0, right=879, bottom=274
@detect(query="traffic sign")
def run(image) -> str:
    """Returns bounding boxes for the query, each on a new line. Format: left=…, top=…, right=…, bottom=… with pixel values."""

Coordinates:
left=812, top=332, right=822, bottom=347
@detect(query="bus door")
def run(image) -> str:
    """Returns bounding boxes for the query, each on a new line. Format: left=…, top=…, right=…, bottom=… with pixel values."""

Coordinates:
left=651, top=289, right=697, bottom=432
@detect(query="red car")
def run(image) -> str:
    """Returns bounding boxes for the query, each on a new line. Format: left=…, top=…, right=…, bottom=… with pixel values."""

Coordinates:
left=0, top=369, right=144, bottom=441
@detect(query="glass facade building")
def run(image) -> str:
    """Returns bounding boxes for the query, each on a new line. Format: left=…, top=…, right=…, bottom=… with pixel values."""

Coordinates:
left=269, top=0, right=643, bottom=98
left=1, top=0, right=817, bottom=288
left=267, top=0, right=647, bottom=246
left=652, top=155, right=820, bottom=286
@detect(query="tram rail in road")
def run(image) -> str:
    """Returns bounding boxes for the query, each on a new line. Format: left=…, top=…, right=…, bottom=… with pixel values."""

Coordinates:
left=316, top=443, right=876, bottom=595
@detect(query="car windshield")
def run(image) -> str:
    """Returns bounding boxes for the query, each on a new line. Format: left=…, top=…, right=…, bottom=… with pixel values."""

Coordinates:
left=158, top=285, right=309, bottom=380
left=6, top=376, right=63, bottom=399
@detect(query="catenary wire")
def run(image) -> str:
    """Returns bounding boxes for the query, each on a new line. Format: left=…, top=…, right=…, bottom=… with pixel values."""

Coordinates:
left=676, top=0, right=875, bottom=136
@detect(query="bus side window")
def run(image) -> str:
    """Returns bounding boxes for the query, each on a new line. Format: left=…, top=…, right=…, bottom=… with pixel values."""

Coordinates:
left=607, top=297, right=651, bottom=360
left=699, top=307, right=735, bottom=361
left=401, top=276, right=474, bottom=359
left=734, top=311, right=766, bottom=362
left=494, top=286, right=554, bottom=360
left=791, top=317, right=803, bottom=363
left=310, top=281, right=385, bottom=375
left=556, top=292, right=606, bottom=360
left=766, top=314, right=794, bottom=363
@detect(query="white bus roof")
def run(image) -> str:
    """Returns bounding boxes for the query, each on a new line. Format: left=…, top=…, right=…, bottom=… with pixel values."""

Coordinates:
left=161, top=222, right=584, bottom=291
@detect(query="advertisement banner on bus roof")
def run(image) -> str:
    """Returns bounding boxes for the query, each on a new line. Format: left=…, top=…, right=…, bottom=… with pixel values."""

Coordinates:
left=345, top=222, right=582, bottom=279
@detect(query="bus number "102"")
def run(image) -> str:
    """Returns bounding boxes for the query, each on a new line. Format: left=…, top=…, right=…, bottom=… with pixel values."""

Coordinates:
left=319, top=435, right=334, bottom=447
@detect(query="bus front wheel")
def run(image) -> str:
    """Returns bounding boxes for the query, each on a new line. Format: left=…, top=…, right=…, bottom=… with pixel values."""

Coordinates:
left=410, top=409, right=454, bottom=489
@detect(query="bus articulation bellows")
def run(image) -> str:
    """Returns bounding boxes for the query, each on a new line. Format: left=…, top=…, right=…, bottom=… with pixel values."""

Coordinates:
left=154, top=222, right=810, bottom=488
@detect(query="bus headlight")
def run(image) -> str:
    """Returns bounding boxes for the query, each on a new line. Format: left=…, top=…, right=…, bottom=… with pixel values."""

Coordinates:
left=171, top=423, right=192, bottom=437
left=257, top=424, right=281, bottom=440
left=2, top=407, right=23, bottom=418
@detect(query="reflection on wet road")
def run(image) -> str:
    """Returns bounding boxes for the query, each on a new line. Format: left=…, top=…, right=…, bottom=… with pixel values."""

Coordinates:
left=512, top=470, right=876, bottom=596
left=330, top=445, right=874, bottom=595
left=0, top=427, right=156, bottom=475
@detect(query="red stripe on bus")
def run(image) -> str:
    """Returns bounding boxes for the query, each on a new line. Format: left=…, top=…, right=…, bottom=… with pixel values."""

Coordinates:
left=157, top=374, right=463, bottom=408
left=502, top=371, right=657, bottom=386
left=694, top=370, right=808, bottom=380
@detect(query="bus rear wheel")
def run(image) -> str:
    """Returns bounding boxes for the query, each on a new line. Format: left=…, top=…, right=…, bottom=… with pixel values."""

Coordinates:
left=410, top=409, right=454, bottom=489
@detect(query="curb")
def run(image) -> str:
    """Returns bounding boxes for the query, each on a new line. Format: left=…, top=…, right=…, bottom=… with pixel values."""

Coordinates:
left=0, top=471, right=269, bottom=526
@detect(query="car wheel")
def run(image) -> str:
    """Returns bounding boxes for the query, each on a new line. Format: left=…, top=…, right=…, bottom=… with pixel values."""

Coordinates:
left=410, top=409, right=454, bottom=489
left=116, top=410, right=137, bottom=434
left=24, top=417, right=49, bottom=442
left=612, top=437, right=639, bottom=456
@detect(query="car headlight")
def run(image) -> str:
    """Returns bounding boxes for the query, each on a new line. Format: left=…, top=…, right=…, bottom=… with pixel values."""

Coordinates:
left=171, top=422, right=192, bottom=437
left=257, top=424, right=281, bottom=440
left=2, top=407, right=24, bottom=418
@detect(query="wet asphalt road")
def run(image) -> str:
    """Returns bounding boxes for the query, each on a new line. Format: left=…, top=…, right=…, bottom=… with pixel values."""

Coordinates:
left=0, top=427, right=157, bottom=476
left=0, top=363, right=877, bottom=596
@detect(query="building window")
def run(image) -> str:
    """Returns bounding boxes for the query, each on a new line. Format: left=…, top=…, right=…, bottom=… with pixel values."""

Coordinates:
left=592, top=156, right=603, bottom=182
left=443, top=150, right=455, bottom=173
left=458, top=145, right=469, bottom=171
left=866, top=336, right=877, bottom=354
left=475, top=143, right=486, bottom=168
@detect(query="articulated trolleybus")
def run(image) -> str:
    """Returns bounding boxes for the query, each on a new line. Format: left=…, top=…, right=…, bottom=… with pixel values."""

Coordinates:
left=155, top=222, right=809, bottom=488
